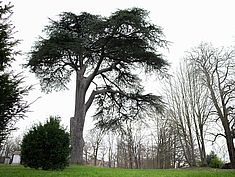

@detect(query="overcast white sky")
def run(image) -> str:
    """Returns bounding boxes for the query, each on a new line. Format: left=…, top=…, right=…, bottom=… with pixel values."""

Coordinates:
left=8, top=0, right=235, bottom=137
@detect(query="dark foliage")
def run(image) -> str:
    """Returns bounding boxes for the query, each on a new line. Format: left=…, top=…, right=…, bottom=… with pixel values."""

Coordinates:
left=0, top=2, right=31, bottom=147
left=26, top=8, right=168, bottom=130
left=222, top=163, right=231, bottom=169
left=206, top=151, right=224, bottom=168
left=21, top=116, right=70, bottom=170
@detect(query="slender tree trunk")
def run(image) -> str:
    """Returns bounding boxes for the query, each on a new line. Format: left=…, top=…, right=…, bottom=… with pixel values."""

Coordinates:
left=187, top=118, right=196, bottom=166
left=108, top=146, right=112, bottom=167
left=137, top=143, right=141, bottom=168
left=84, top=148, right=88, bottom=165
left=134, top=146, right=138, bottom=169
left=199, top=125, right=207, bottom=166
left=71, top=72, right=86, bottom=164
left=128, top=142, right=133, bottom=169
left=94, top=145, right=98, bottom=166
left=178, top=128, right=191, bottom=166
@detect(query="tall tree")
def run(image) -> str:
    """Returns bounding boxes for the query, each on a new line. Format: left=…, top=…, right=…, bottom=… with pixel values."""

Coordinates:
left=27, top=8, right=168, bottom=164
left=164, top=60, right=213, bottom=167
left=186, top=43, right=235, bottom=168
left=185, top=61, right=212, bottom=166
left=0, top=2, right=30, bottom=148
left=165, top=72, right=197, bottom=167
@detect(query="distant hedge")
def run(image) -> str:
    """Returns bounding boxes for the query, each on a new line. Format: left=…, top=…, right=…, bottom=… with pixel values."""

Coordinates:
left=21, top=116, right=70, bottom=170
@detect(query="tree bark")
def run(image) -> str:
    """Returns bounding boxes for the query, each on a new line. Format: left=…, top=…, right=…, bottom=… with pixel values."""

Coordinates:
left=222, top=118, right=235, bottom=168
left=70, top=116, right=85, bottom=164
left=70, top=72, right=86, bottom=164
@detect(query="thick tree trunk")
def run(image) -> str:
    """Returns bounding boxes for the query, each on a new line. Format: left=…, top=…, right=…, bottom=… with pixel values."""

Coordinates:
left=222, top=119, right=235, bottom=169
left=210, top=87, right=235, bottom=168
left=212, top=101, right=235, bottom=168
left=70, top=72, right=86, bottom=164
left=70, top=116, right=85, bottom=164
left=225, top=134, right=235, bottom=168
left=203, top=70, right=235, bottom=168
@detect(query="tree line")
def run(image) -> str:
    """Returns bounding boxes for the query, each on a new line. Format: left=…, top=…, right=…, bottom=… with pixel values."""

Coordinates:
left=82, top=43, right=235, bottom=169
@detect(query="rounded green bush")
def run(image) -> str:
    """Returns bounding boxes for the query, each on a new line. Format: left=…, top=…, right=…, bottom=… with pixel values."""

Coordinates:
left=21, top=116, right=70, bottom=170
left=206, top=151, right=224, bottom=169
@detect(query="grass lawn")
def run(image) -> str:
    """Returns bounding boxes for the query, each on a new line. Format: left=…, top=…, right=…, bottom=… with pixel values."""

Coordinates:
left=0, top=165, right=235, bottom=177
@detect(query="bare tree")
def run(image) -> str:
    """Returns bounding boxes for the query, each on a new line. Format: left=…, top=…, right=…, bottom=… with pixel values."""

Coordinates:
left=164, top=57, right=216, bottom=166
left=186, top=43, right=235, bottom=168
left=0, top=136, right=21, bottom=158
left=107, top=131, right=116, bottom=167
left=99, top=140, right=107, bottom=167
left=165, top=73, right=197, bottom=167
left=83, top=141, right=92, bottom=165
left=149, top=114, right=182, bottom=169
left=187, top=61, right=213, bottom=166
left=116, top=135, right=128, bottom=168
left=85, top=128, right=105, bottom=166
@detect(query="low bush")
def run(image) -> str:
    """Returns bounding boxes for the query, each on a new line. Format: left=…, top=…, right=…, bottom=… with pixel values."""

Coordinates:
left=21, top=116, right=70, bottom=170
left=206, top=151, right=224, bottom=168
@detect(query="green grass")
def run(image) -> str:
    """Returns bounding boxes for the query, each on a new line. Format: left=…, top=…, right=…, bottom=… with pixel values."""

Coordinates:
left=0, top=165, right=235, bottom=177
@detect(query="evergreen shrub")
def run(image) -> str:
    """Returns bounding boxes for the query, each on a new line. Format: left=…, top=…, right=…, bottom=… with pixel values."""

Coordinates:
left=206, top=151, right=224, bottom=169
left=21, top=116, right=70, bottom=170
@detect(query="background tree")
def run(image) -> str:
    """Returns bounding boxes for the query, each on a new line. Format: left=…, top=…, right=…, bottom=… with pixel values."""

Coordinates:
left=163, top=60, right=213, bottom=167
left=164, top=72, right=197, bottom=167
left=185, top=43, right=235, bottom=168
left=0, top=136, right=21, bottom=158
left=83, top=140, right=92, bottom=165
left=0, top=2, right=31, bottom=148
left=107, top=131, right=117, bottom=168
left=99, top=140, right=108, bottom=167
left=86, top=128, right=105, bottom=166
left=145, top=115, right=182, bottom=169
left=26, top=8, right=168, bottom=164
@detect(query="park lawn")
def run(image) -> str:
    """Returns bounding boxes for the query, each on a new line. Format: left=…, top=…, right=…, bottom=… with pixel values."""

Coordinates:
left=0, top=165, right=235, bottom=177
